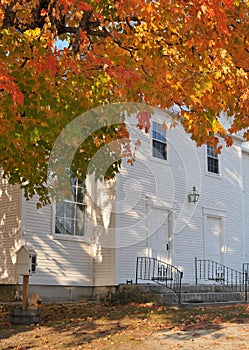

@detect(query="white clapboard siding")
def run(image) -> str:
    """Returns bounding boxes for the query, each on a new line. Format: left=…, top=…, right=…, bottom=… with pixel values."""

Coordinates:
left=164, top=125, right=203, bottom=283
left=118, top=243, right=147, bottom=283
left=200, top=140, right=243, bottom=271
left=93, top=221, right=115, bottom=284
left=89, top=175, right=117, bottom=286
left=0, top=177, right=21, bottom=284
left=93, top=247, right=115, bottom=286
left=22, top=195, right=92, bottom=286
left=116, top=111, right=247, bottom=284
left=26, top=235, right=92, bottom=286
left=219, top=141, right=244, bottom=271
left=116, top=111, right=203, bottom=284
left=242, top=150, right=249, bottom=262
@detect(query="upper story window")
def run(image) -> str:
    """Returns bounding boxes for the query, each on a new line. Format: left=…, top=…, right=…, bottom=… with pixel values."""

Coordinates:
left=55, top=178, right=86, bottom=237
left=207, top=145, right=219, bottom=174
left=152, top=121, right=167, bottom=160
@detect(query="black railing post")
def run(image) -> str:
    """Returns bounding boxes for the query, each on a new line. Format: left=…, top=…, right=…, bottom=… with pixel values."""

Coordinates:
left=153, top=258, right=155, bottom=280
left=243, top=263, right=249, bottom=284
left=143, top=257, right=146, bottom=279
left=135, top=256, right=183, bottom=302
left=245, top=271, right=248, bottom=303
left=195, top=257, right=198, bottom=285
left=178, top=271, right=183, bottom=304
left=196, top=258, right=246, bottom=297
left=135, top=257, right=139, bottom=284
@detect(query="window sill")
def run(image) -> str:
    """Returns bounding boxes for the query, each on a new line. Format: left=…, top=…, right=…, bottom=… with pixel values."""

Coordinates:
left=52, top=234, right=90, bottom=244
left=205, top=171, right=222, bottom=179
left=149, top=155, right=170, bottom=165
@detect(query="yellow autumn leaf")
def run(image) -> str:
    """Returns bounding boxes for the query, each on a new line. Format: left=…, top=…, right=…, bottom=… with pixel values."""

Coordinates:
left=212, top=119, right=222, bottom=134
left=165, top=72, right=172, bottom=80
left=214, top=71, right=222, bottom=79
left=24, top=28, right=41, bottom=40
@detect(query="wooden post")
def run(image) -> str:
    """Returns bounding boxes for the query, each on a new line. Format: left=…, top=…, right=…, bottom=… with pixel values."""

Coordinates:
left=22, top=275, right=29, bottom=310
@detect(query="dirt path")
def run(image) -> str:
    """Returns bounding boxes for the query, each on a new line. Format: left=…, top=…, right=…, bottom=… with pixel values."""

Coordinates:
left=91, top=323, right=249, bottom=350
left=145, top=323, right=249, bottom=350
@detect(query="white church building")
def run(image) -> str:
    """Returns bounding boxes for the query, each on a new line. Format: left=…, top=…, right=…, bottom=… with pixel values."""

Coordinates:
left=1, top=105, right=249, bottom=300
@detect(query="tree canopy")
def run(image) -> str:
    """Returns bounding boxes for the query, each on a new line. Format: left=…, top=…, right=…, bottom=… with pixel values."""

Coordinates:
left=0, top=0, right=248, bottom=204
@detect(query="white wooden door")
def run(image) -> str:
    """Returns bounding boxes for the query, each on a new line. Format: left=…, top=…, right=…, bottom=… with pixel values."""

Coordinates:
left=149, top=207, right=171, bottom=263
left=206, top=216, right=223, bottom=263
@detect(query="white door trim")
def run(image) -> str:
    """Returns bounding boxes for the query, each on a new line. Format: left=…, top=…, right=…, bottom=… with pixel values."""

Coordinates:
left=147, top=206, right=173, bottom=264
left=203, top=207, right=226, bottom=264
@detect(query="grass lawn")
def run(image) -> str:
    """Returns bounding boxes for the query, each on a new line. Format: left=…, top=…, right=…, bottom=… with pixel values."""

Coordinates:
left=1, top=301, right=249, bottom=349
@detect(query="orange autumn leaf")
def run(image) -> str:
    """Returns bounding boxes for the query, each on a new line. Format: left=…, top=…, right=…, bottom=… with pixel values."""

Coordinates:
left=0, top=0, right=248, bottom=204
left=136, top=111, right=151, bottom=133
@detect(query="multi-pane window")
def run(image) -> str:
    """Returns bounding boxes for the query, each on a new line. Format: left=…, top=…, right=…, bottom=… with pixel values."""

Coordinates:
left=55, top=178, right=86, bottom=236
left=207, top=145, right=219, bottom=174
left=152, top=121, right=167, bottom=160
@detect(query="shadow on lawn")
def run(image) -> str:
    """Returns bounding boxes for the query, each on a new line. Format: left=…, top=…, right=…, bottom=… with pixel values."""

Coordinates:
left=1, top=302, right=249, bottom=348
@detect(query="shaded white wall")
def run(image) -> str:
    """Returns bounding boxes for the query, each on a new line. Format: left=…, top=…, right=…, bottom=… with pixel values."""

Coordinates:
left=115, top=110, right=246, bottom=284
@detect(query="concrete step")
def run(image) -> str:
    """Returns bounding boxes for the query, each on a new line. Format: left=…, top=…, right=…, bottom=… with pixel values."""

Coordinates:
left=151, top=291, right=246, bottom=304
left=181, top=284, right=247, bottom=293
left=119, top=283, right=248, bottom=305
left=178, top=291, right=245, bottom=303
left=126, top=283, right=246, bottom=294
left=178, top=300, right=247, bottom=308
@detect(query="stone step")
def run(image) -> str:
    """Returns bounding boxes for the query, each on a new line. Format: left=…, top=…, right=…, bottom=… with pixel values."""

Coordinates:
left=124, top=283, right=246, bottom=294
left=119, top=283, right=248, bottom=305
left=179, top=301, right=247, bottom=308
left=141, top=291, right=246, bottom=305
left=178, top=291, right=245, bottom=303
left=181, top=284, right=247, bottom=293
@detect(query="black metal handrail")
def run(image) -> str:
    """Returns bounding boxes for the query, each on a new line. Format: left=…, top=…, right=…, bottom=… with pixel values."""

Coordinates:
left=195, top=257, right=247, bottom=301
left=135, top=257, right=183, bottom=304
left=243, top=263, right=249, bottom=284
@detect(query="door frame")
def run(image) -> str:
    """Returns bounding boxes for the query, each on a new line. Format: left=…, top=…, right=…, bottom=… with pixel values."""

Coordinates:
left=146, top=203, right=173, bottom=264
left=203, top=207, right=226, bottom=264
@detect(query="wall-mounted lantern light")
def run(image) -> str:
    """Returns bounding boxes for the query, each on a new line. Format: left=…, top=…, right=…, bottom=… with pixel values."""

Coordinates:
left=188, top=186, right=200, bottom=203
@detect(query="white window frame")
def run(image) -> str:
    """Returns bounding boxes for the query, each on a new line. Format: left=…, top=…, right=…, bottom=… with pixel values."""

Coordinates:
left=151, top=121, right=167, bottom=161
left=53, top=178, right=87, bottom=240
left=206, top=145, right=220, bottom=176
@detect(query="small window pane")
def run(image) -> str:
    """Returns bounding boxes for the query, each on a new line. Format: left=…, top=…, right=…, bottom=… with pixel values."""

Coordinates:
left=207, top=145, right=218, bottom=158
left=75, top=219, right=84, bottom=236
left=207, top=145, right=219, bottom=174
left=208, top=157, right=219, bottom=174
left=55, top=178, right=86, bottom=236
left=152, top=130, right=157, bottom=139
left=153, top=140, right=167, bottom=160
left=65, top=217, right=74, bottom=235
left=152, top=122, right=167, bottom=160
left=55, top=216, right=65, bottom=234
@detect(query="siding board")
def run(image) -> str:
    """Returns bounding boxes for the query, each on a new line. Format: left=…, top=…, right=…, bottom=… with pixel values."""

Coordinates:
left=22, top=195, right=92, bottom=286
left=0, top=177, right=21, bottom=284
